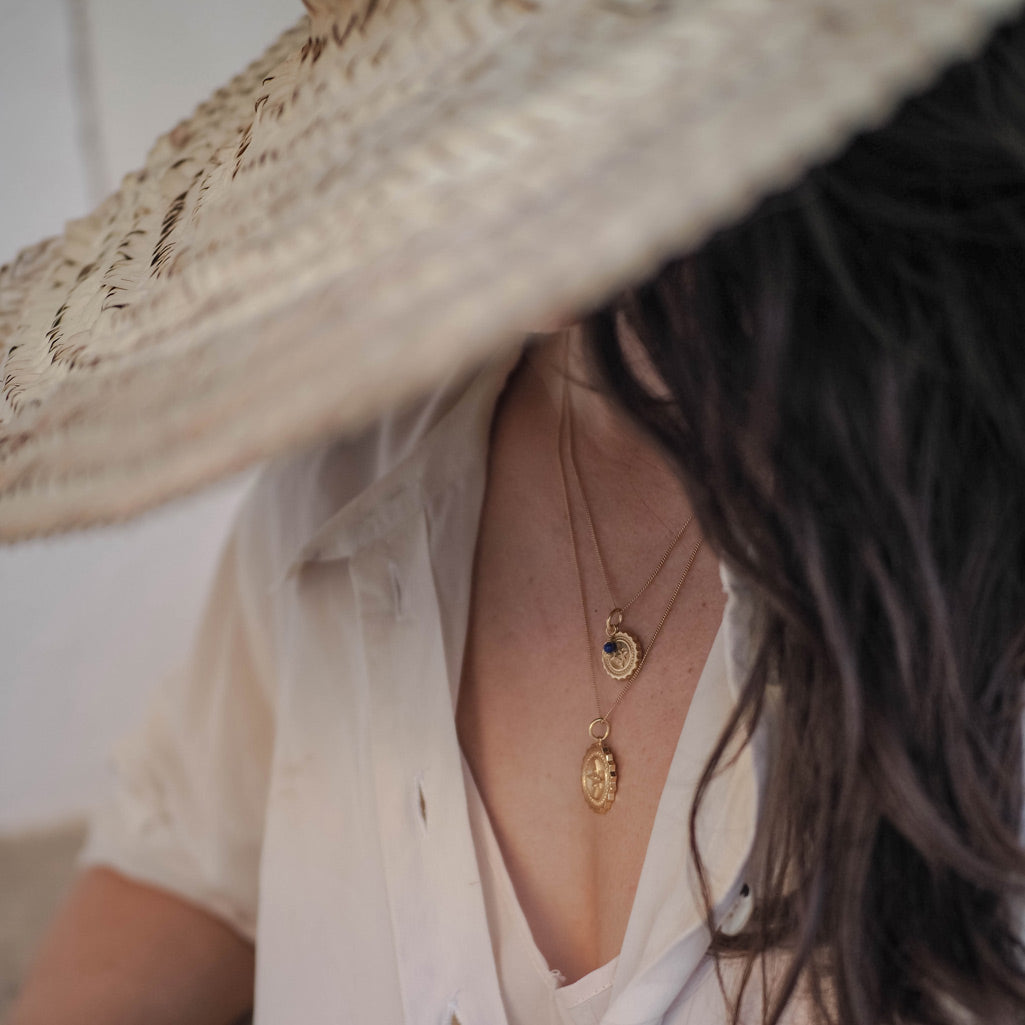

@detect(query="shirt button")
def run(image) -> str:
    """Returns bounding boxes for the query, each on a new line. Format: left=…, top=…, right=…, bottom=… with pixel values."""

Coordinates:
left=719, top=882, right=753, bottom=937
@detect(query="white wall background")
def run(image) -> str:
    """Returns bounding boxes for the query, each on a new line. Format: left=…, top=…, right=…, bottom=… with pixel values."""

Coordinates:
left=0, top=0, right=300, bottom=832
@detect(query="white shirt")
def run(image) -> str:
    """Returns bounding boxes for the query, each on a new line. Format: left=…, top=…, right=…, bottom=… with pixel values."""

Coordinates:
left=80, top=349, right=777, bottom=1025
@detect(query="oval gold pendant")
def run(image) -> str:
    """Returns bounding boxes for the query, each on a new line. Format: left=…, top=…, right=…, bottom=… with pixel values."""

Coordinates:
left=601, top=629, right=640, bottom=680
left=581, top=740, right=618, bottom=813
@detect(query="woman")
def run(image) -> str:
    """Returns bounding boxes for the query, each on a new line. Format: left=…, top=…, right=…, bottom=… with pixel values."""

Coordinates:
left=6, top=1, right=1025, bottom=1023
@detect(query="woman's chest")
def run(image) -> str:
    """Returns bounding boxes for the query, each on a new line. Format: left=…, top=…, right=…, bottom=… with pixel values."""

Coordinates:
left=454, top=406, right=725, bottom=982
left=456, top=632, right=707, bottom=983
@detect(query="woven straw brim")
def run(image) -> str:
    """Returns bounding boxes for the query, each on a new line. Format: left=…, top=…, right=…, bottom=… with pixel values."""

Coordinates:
left=0, top=0, right=1020, bottom=540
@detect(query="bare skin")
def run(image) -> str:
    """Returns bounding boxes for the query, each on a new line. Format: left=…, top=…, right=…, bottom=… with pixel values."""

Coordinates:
left=456, top=332, right=725, bottom=984
left=6, top=867, right=254, bottom=1025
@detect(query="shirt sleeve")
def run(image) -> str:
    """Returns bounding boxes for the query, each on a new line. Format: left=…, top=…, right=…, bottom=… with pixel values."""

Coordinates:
left=77, top=484, right=279, bottom=943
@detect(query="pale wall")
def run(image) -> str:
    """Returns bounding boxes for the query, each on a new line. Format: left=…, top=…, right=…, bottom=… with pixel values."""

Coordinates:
left=0, top=0, right=299, bottom=832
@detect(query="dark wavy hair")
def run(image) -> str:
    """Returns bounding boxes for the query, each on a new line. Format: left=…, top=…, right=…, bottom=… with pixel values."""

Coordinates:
left=585, top=10, right=1025, bottom=1024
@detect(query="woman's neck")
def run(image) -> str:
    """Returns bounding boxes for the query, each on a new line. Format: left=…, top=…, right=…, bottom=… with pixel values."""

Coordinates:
left=524, top=329, right=692, bottom=538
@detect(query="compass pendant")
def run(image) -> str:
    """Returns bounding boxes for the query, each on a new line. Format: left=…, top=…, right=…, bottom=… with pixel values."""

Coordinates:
left=581, top=718, right=618, bottom=813
left=601, top=610, right=640, bottom=680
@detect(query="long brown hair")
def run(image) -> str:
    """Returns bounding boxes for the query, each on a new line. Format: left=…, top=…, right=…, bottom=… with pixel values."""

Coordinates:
left=587, top=10, right=1025, bottom=1023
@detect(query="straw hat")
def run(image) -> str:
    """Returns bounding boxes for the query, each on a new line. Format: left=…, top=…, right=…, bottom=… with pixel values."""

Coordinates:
left=0, top=0, right=1020, bottom=541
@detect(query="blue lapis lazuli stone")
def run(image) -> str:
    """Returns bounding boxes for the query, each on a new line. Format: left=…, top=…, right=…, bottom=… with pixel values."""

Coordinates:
left=603, top=641, right=617, bottom=654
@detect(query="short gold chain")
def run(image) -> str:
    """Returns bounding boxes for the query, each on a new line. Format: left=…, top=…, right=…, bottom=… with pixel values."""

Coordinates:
left=564, top=389, right=692, bottom=612
left=555, top=348, right=702, bottom=721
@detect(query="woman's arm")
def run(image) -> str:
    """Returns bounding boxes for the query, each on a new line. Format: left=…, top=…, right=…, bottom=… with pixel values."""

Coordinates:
left=6, top=866, right=254, bottom=1025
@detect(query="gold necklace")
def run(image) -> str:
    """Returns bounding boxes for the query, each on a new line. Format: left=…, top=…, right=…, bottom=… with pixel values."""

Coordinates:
left=555, top=357, right=702, bottom=813
left=563, top=382, right=697, bottom=681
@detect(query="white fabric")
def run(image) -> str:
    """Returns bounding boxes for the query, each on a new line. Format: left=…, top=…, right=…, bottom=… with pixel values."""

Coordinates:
left=79, top=349, right=773, bottom=1025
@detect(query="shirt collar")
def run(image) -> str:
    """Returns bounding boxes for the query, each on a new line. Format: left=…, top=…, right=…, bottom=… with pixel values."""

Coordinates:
left=289, top=347, right=522, bottom=570
left=285, top=341, right=769, bottom=1020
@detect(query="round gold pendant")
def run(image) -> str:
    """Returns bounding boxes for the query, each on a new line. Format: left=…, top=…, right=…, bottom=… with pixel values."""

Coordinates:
left=601, top=629, right=640, bottom=680
left=581, top=738, right=618, bottom=813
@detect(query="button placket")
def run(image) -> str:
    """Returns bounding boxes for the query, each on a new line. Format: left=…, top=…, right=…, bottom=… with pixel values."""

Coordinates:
left=353, top=512, right=507, bottom=1025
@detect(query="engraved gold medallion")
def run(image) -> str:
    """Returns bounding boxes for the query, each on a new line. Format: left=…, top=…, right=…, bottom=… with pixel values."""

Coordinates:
left=601, top=610, right=641, bottom=680
left=581, top=718, right=618, bottom=813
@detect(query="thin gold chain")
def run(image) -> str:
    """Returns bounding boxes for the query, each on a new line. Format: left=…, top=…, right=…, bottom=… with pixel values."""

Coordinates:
left=556, top=352, right=703, bottom=721
left=556, top=373, right=606, bottom=718
left=564, top=399, right=692, bottom=612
